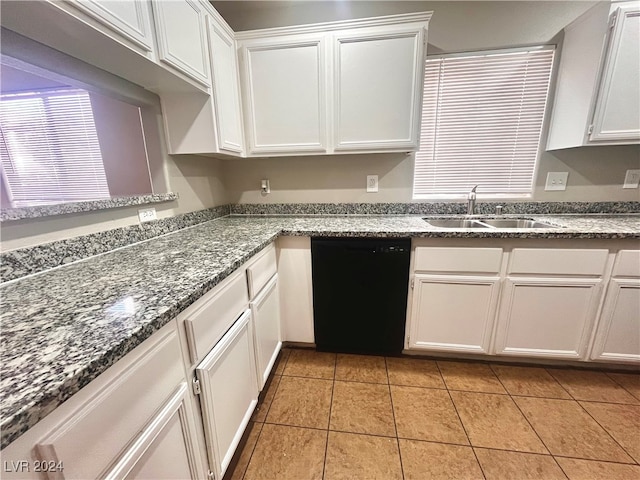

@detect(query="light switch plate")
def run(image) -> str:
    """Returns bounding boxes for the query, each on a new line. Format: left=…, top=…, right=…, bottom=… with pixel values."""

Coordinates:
left=623, top=169, right=640, bottom=189
left=138, top=207, right=157, bottom=223
left=367, top=175, right=378, bottom=193
left=545, top=172, right=569, bottom=191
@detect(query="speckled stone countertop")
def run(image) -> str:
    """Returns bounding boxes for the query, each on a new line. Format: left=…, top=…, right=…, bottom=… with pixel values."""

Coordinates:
left=2, top=213, right=639, bottom=448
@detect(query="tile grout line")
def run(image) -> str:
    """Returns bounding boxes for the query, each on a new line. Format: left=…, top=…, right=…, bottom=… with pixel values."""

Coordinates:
left=604, top=372, right=640, bottom=403
left=321, top=354, right=337, bottom=480
left=384, top=357, right=406, bottom=480
left=434, top=361, right=488, bottom=480
left=488, top=364, right=564, bottom=474
left=574, top=400, right=638, bottom=465
left=236, top=423, right=264, bottom=480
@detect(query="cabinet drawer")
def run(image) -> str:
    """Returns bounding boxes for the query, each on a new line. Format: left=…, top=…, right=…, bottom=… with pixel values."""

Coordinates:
left=414, top=247, right=503, bottom=273
left=612, top=250, right=640, bottom=277
left=247, top=244, right=277, bottom=299
left=508, top=249, right=608, bottom=276
left=35, top=326, right=184, bottom=480
left=183, top=269, right=249, bottom=364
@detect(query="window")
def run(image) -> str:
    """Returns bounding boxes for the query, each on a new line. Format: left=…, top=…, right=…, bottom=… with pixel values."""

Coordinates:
left=0, top=88, right=110, bottom=207
left=413, top=47, right=555, bottom=199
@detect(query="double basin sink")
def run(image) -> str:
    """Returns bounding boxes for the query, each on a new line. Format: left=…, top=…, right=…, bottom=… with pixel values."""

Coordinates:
left=424, top=217, right=560, bottom=229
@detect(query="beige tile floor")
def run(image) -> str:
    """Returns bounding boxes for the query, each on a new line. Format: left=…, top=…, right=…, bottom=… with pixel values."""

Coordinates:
left=225, top=348, right=640, bottom=480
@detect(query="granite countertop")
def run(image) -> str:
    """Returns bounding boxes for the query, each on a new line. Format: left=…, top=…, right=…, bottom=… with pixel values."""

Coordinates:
left=2, top=213, right=640, bottom=448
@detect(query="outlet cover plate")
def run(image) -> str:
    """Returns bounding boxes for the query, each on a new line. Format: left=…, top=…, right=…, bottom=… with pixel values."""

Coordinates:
left=623, top=169, right=640, bottom=189
left=545, top=172, right=569, bottom=191
left=138, top=207, right=157, bottom=223
left=367, top=175, right=379, bottom=193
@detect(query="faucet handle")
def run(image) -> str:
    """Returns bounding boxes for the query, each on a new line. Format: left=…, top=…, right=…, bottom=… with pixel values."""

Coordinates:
left=471, top=185, right=478, bottom=193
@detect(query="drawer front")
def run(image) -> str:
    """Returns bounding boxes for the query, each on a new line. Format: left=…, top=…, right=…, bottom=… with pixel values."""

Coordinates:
left=184, top=269, right=249, bottom=363
left=247, top=244, right=277, bottom=299
left=612, top=250, right=640, bottom=277
left=36, top=326, right=184, bottom=480
left=509, top=249, right=608, bottom=276
left=414, top=247, right=503, bottom=274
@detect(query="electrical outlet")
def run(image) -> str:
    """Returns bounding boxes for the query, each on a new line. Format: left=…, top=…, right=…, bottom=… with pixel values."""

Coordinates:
left=545, top=172, right=569, bottom=191
left=367, top=175, right=378, bottom=193
left=138, top=207, right=157, bottom=223
left=623, top=169, right=640, bottom=189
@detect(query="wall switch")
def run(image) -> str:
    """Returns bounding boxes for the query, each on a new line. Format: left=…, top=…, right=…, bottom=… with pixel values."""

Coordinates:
left=367, top=175, right=379, bottom=193
left=261, top=179, right=271, bottom=194
left=623, top=169, right=640, bottom=189
left=138, top=207, right=157, bottom=223
left=545, top=172, right=569, bottom=191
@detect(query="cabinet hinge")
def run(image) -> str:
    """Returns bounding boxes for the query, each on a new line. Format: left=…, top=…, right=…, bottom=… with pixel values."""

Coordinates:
left=587, top=124, right=594, bottom=135
left=207, top=470, right=215, bottom=479
left=410, top=278, right=415, bottom=289
left=192, top=377, right=201, bottom=395
left=609, top=12, right=617, bottom=29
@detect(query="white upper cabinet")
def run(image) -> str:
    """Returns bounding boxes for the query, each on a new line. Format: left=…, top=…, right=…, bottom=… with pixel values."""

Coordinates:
left=151, top=0, right=210, bottom=86
left=240, top=34, right=328, bottom=155
left=333, top=25, right=425, bottom=151
left=547, top=1, right=640, bottom=150
left=237, top=12, right=431, bottom=156
left=589, top=2, right=640, bottom=142
left=70, top=0, right=155, bottom=55
left=207, top=15, right=245, bottom=155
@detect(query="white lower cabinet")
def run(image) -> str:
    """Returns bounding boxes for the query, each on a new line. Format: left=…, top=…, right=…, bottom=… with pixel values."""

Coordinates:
left=409, top=274, right=500, bottom=354
left=195, top=310, right=258, bottom=480
left=493, top=277, right=603, bottom=360
left=251, top=275, right=282, bottom=390
left=103, top=383, right=204, bottom=480
left=590, top=250, right=640, bottom=363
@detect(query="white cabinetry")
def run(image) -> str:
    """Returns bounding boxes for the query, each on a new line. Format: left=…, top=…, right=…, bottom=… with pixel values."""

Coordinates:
left=246, top=245, right=282, bottom=390
left=333, top=25, right=425, bottom=151
left=276, top=236, right=315, bottom=343
left=408, top=247, right=502, bottom=354
left=240, top=34, right=328, bottom=155
left=547, top=1, right=640, bottom=149
left=151, top=0, right=210, bottom=86
left=590, top=250, right=640, bottom=363
left=195, top=310, right=258, bottom=480
left=0, top=322, right=207, bottom=480
left=493, top=249, right=608, bottom=360
left=237, top=12, right=430, bottom=156
left=160, top=4, right=246, bottom=156
left=70, top=0, right=155, bottom=56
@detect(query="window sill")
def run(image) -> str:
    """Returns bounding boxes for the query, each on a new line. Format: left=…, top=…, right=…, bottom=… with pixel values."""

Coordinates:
left=0, top=193, right=178, bottom=223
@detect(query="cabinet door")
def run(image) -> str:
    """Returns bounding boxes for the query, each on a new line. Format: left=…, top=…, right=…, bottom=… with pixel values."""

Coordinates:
left=152, top=0, right=210, bottom=85
left=251, top=275, right=282, bottom=390
left=333, top=26, right=425, bottom=151
left=591, top=278, right=640, bottom=363
left=103, top=383, right=205, bottom=480
left=409, top=274, right=501, bottom=354
left=590, top=3, right=640, bottom=142
left=494, top=277, right=602, bottom=360
left=195, top=310, right=258, bottom=479
left=207, top=16, right=244, bottom=155
left=241, top=35, right=328, bottom=154
left=71, top=0, right=154, bottom=54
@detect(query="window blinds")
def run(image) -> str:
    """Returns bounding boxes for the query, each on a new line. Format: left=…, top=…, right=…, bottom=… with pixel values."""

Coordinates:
left=0, top=88, right=110, bottom=207
left=413, top=48, right=555, bottom=199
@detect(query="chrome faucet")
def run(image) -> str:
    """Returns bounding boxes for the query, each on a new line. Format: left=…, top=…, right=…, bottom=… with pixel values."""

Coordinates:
left=467, top=185, right=478, bottom=215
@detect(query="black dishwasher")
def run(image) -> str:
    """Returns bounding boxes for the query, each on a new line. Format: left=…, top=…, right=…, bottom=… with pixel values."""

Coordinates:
left=311, top=237, right=411, bottom=356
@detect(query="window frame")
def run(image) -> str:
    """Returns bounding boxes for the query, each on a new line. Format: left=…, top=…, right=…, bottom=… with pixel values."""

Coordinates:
left=413, top=44, right=556, bottom=201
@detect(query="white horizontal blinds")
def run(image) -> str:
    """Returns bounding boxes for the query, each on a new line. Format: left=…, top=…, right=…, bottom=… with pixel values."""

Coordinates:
left=0, top=88, right=110, bottom=207
left=414, top=48, right=555, bottom=199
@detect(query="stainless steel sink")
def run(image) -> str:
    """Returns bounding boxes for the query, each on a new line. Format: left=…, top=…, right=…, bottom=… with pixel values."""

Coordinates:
left=423, top=216, right=560, bottom=229
left=423, top=218, right=488, bottom=228
left=477, top=218, right=557, bottom=228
